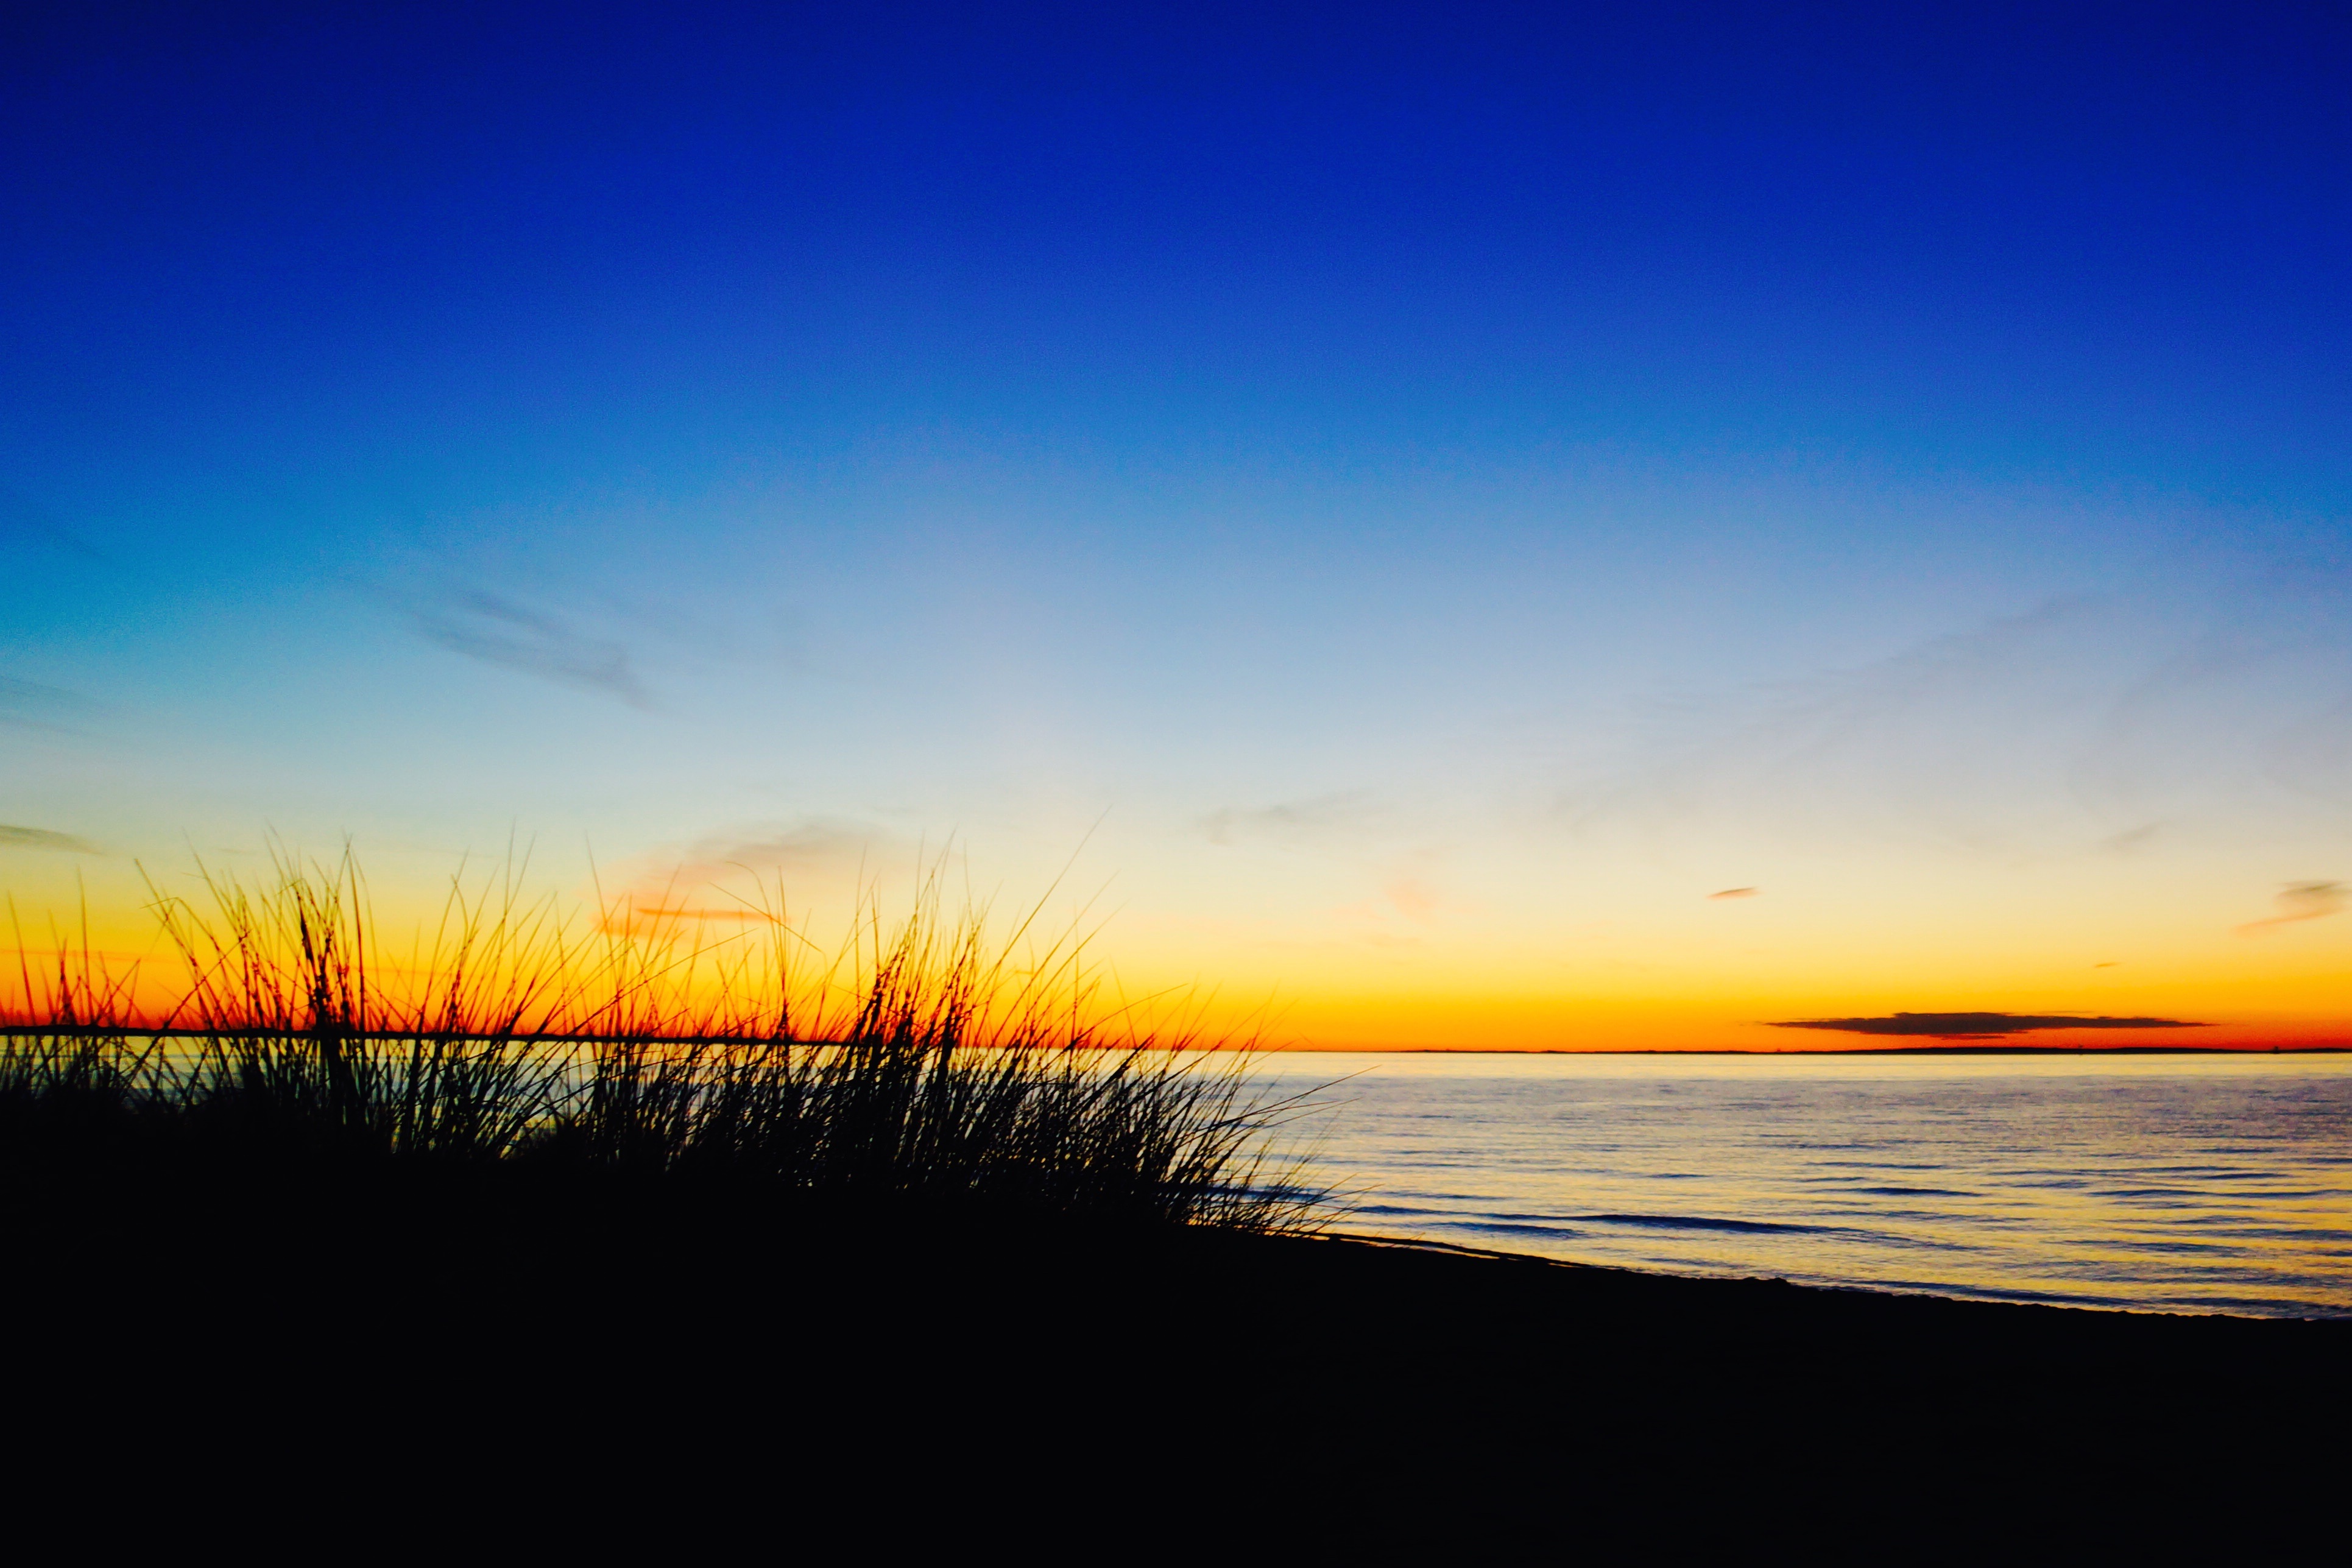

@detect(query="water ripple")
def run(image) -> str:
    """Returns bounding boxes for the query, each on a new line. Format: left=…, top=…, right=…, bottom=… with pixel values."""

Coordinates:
left=1262, top=1053, right=2352, bottom=1318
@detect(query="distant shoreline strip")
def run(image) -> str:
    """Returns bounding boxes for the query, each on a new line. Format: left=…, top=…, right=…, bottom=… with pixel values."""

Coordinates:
left=1275, top=1044, right=2351, bottom=1054
left=7, top=1026, right=2343, bottom=1054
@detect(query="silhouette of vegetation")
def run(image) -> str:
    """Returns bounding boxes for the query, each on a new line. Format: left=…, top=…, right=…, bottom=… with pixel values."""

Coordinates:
left=1, top=850, right=1328, bottom=1232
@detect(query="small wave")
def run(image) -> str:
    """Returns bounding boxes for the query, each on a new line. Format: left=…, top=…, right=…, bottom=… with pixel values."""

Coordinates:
left=1441, top=1220, right=1585, bottom=1240
left=1579, top=1212, right=1829, bottom=1234
left=1813, top=1160, right=1951, bottom=1171
left=1289, top=1063, right=2352, bottom=1316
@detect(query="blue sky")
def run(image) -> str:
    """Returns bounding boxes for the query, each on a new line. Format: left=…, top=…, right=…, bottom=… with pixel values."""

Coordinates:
left=5, top=2, right=2350, bottom=1044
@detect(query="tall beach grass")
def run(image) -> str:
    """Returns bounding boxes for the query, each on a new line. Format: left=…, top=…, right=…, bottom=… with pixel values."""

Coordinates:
left=1, top=849, right=1329, bottom=1234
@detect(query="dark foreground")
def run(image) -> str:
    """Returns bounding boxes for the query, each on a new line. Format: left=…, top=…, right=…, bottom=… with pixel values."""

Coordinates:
left=19, top=1173, right=2346, bottom=1500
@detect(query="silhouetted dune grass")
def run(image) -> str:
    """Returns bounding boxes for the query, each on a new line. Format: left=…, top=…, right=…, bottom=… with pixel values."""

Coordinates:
left=1, top=850, right=1329, bottom=1233
left=5, top=855, right=2344, bottom=1513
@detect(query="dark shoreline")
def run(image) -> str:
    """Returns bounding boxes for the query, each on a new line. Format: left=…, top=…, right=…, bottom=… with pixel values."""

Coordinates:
left=1320, top=1228, right=2350, bottom=1319
left=21, top=1178, right=2344, bottom=1467
left=9, top=1160, right=2343, bottom=1546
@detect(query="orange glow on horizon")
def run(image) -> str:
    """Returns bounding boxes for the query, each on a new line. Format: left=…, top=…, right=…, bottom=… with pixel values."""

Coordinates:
left=5, top=842, right=2348, bottom=1051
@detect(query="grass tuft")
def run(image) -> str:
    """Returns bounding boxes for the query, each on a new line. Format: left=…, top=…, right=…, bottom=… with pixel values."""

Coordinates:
left=1, top=849, right=1330, bottom=1234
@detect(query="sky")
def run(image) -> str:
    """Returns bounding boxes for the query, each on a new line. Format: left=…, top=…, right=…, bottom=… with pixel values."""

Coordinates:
left=4, top=2, right=2350, bottom=1047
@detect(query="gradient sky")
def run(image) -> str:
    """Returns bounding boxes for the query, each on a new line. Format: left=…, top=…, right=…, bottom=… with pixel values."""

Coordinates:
left=5, top=2, right=2351, bottom=1047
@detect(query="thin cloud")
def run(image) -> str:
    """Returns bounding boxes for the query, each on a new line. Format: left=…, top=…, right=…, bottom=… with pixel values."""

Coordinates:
left=1564, top=574, right=2352, bottom=858
left=614, top=903, right=770, bottom=925
left=1383, top=877, right=1442, bottom=922
left=672, top=821, right=904, bottom=883
left=1201, top=792, right=1380, bottom=847
left=1770, top=1011, right=2202, bottom=1039
left=0, top=484, right=110, bottom=565
left=2236, top=881, right=2346, bottom=936
left=1708, top=886, right=1759, bottom=900
left=1563, top=599, right=2143, bottom=853
left=599, top=819, right=904, bottom=932
left=0, top=676, right=97, bottom=733
left=409, top=589, right=654, bottom=708
left=0, top=825, right=100, bottom=853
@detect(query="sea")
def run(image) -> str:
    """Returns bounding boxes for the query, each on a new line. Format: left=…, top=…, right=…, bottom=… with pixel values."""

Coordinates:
left=1254, top=1051, right=2352, bottom=1319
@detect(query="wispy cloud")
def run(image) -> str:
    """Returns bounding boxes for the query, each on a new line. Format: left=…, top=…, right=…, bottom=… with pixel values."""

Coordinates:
left=1382, top=877, right=1443, bottom=922
left=2236, top=881, right=2345, bottom=936
left=1564, top=573, right=2352, bottom=858
left=0, top=825, right=100, bottom=853
left=1770, top=1011, right=2202, bottom=1039
left=599, top=819, right=905, bottom=931
left=0, top=484, right=109, bottom=565
left=0, top=676, right=97, bottom=733
left=1564, top=600, right=2136, bottom=853
left=1201, top=792, right=1381, bottom=847
left=408, top=588, right=654, bottom=708
left=673, top=821, right=903, bottom=881
left=1707, top=886, right=1759, bottom=900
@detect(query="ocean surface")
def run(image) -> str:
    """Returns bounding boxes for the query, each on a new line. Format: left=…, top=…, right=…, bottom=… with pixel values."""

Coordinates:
left=1255, top=1052, right=2352, bottom=1318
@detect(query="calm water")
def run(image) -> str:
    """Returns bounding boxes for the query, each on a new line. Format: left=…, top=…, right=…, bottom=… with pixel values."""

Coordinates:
left=1257, top=1053, right=2352, bottom=1318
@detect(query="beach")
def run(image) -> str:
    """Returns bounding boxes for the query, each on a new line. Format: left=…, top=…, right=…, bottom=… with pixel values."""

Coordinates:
left=22, top=1162, right=2346, bottom=1470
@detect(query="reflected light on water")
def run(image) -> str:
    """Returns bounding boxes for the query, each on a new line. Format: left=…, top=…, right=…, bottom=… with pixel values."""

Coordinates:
left=1255, top=1053, right=2352, bottom=1318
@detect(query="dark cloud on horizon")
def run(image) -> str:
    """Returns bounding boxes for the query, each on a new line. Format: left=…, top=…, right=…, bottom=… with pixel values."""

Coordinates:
left=1770, top=1011, right=2202, bottom=1039
left=408, top=588, right=654, bottom=708
left=0, top=825, right=101, bottom=853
